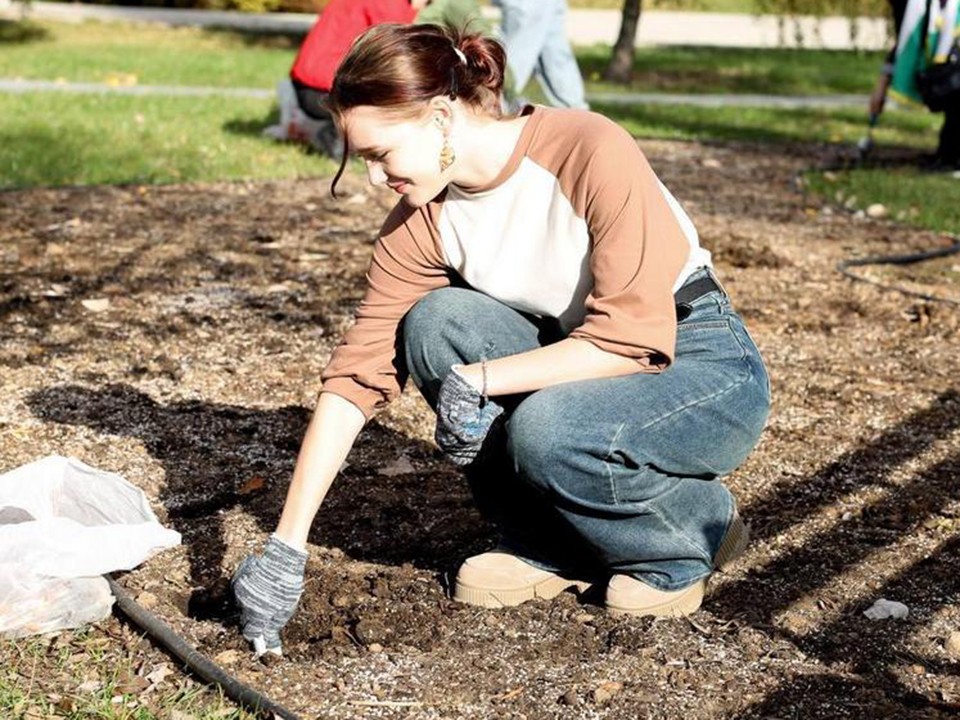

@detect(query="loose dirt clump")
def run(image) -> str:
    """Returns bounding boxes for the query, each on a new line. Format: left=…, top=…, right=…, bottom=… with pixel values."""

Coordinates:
left=2, top=140, right=959, bottom=719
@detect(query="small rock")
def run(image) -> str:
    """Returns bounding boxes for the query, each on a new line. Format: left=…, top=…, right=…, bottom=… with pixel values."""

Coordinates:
left=258, top=651, right=284, bottom=668
left=945, top=632, right=960, bottom=658
left=592, top=681, right=623, bottom=705
left=908, top=664, right=925, bottom=675
left=559, top=689, right=579, bottom=706
left=81, top=298, right=111, bottom=312
left=368, top=643, right=384, bottom=654
left=701, top=158, right=722, bottom=169
left=863, top=598, right=909, bottom=620
left=866, top=203, right=888, bottom=219
left=378, top=456, right=416, bottom=476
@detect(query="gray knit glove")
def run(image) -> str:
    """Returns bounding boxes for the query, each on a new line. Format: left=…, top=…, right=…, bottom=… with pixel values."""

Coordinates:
left=435, top=367, right=504, bottom=466
left=231, top=535, right=307, bottom=657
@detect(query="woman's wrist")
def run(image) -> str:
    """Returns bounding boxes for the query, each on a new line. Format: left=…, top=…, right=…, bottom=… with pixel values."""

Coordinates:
left=452, top=363, right=487, bottom=395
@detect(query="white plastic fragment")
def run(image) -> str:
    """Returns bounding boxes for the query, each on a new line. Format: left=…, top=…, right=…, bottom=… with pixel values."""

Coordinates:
left=863, top=598, right=909, bottom=620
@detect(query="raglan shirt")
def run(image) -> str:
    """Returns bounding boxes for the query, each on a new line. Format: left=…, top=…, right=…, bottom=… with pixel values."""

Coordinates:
left=321, top=106, right=712, bottom=419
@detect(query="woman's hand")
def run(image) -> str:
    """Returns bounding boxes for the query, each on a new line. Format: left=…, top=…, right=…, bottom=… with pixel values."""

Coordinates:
left=231, top=535, right=308, bottom=657
left=435, top=366, right=504, bottom=465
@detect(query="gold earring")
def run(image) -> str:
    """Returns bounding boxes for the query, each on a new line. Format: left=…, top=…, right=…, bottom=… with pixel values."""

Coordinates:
left=439, top=137, right=456, bottom=172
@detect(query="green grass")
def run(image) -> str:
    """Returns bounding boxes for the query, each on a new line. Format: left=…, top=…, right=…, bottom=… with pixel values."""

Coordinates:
left=806, top=166, right=960, bottom=235
left=0, top=92, right=336, bottom=188
left=594, top=101, right=938, bottom=147
left=578, top=44, right=885, bottom=96
left=2, top=633, right=259, bottom=720
left=0, top=20, right=297, bottom=88
left=3, top=19, right=883, bottom=98
left=1, top=17, right=954, bottom=239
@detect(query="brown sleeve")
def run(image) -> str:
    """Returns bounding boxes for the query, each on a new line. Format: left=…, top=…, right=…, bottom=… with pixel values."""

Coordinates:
left=531, top=110, right=690, bottom=369
left=320, top=201, right=450, bottom=419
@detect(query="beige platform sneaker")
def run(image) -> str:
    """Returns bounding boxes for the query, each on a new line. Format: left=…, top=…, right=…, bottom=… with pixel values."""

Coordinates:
left=453, top=551, right=593, bottom=609
left=605, top=506, right=749, bottom=618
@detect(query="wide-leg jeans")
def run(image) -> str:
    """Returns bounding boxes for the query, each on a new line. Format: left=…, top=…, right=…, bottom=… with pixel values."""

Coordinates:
left=403, top=272, right=770, bottom=591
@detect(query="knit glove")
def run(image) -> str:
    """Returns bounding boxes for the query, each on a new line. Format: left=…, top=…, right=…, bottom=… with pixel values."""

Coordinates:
left=435, top=367, right=504, bottom=466
left=231, top=535, right=308, bottom=657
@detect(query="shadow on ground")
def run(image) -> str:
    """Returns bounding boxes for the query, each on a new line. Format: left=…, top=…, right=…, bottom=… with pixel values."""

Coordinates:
left=26, top=383, right=490, bottom=601
left=720, top=390, right=960, bottom=716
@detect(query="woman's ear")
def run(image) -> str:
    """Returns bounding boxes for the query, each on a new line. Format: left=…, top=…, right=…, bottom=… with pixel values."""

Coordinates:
left=429, top=97, right=454, bottom=131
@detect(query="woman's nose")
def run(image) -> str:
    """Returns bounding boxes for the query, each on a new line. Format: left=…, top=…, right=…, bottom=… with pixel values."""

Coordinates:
left=365, top=160, right=387, bottom=186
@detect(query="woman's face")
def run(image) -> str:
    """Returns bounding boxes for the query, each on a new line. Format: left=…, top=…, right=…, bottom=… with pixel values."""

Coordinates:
left=341, top=105, right=449, bottom=208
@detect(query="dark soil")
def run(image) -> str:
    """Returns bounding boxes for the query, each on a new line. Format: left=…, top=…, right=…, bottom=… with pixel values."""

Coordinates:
left=2, top=139, right=960, bottom=719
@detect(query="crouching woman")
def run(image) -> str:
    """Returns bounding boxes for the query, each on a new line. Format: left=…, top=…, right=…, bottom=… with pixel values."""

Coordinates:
left=231, top=23, right=771, bottom=656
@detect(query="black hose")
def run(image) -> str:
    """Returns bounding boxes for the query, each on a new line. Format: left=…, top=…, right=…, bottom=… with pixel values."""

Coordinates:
left=105, top=575, right=301, bottom=720
left=836, top=238, right=960, bottom=306
left=800, top=142, right=960, bottom=305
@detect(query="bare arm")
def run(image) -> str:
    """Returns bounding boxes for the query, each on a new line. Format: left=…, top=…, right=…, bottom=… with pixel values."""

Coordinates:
left=456, top=338, right=644, bottom=396
left=273, top=392, right=366, bottom=549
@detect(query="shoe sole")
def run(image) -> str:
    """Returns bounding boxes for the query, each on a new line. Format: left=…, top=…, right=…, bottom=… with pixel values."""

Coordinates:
left=714, top=508, right=749, bottom=572
left=605, top=507, right=749, bottom=618
left=454, top=574, right=592, bottom=609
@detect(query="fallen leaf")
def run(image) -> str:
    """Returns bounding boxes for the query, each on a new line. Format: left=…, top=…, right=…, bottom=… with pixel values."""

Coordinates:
left=135, top=591, right=158, bottom=610
left=213, top=650, right=241, bottom=665
left=593, top=681, right=623, bottom=705
left=81, top=298, right=111, bottom=313
left=145, top=663, right=174, bottom=685
left=238, top=476, right=266, bottom=495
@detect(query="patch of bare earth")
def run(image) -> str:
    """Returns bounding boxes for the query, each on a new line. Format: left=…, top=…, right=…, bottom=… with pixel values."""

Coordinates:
left=2, top=140, right=959, bottom=719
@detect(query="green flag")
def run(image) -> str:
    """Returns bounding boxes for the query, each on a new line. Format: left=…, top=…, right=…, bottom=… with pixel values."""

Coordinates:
left=890, top=0, right=960, bottom=105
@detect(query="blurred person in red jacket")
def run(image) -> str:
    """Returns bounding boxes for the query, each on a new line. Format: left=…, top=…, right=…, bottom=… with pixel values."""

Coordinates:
left=290, top=0, right=429, bottom=158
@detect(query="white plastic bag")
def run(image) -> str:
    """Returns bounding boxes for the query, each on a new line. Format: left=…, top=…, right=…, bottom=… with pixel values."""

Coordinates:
left=0, top=456, right=181, bottom=638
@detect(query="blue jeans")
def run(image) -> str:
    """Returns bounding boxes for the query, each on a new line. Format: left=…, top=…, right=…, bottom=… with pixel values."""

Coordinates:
left=494, top=0, right=588, bottom=110
left=403, top=270, right=770, bottom=591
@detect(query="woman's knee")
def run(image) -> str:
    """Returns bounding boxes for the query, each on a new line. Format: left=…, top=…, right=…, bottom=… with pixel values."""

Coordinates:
left=403, top=287, right=489, bottom=394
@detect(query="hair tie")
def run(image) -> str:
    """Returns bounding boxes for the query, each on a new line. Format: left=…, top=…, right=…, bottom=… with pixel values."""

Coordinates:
left=453, top=47, right=467, bottom=65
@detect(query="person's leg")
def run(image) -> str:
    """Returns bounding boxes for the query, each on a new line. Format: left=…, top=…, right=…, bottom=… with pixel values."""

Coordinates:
left=291, top=81, right=332, bottom=121
left=496, top=0, right=551, bottom=110
left=533, top=0, right=588, bottom=109
left=403, top=287, right=600, bottom=597
left=935, top=100, right=960, bottom=166
left=289, top=82, right=343, bottom=160
left=505, top=279, right=770, bottom=598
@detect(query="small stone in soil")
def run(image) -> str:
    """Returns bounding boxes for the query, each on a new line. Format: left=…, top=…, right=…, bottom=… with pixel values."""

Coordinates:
left=259, top=652, right=284, bottom=668
left=945, top=631, right=960, bottom=658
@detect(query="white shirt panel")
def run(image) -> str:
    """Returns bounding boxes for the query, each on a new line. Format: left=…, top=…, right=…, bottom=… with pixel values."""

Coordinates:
left=439, top=159, right=593, bottom=331
left=657, top=180, right=713, bottom=291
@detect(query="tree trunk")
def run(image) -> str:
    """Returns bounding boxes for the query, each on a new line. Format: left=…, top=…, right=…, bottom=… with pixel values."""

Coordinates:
left=603, top=0, right=642, bottom=83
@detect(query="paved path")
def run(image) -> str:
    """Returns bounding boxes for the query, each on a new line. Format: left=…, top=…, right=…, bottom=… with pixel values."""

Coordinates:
left=0, top=0, right=891, bottom=50
left=0, top=77, right=868, bottom=109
